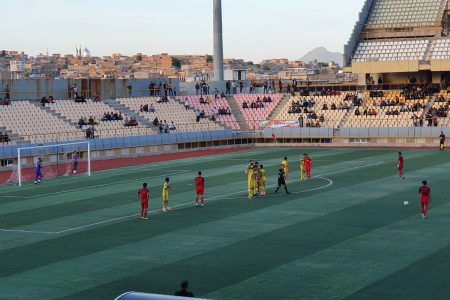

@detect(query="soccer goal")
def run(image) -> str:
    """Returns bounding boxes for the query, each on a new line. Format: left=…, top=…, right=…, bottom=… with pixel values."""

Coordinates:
left=16, top=141, right=91, bottom=187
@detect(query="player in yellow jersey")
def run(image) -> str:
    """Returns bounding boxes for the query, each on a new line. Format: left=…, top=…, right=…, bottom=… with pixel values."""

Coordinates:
left=162, top=177, right=173, bottom=212
left=300, top=154, right=306, bottom=180
left=259, top=164, right=266, bottom=196
left=253, top=162, right=261, bottom=196
left=281, top=157, right=289, bottom=180
left=246, top=161, right=255, bottom=199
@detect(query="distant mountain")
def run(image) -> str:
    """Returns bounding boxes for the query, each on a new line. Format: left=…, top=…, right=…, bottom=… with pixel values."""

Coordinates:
left=300, top=47, right=343, bottom=66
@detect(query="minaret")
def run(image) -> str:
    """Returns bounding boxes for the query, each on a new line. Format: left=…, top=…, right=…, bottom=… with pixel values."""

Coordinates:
left=213, top=0, right=224, bottom=81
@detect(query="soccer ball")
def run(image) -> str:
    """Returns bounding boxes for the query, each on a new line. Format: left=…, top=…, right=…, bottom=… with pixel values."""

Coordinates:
left=403, top=201, right=409, bottom=206
left=73, top=170, right=77, bottom=174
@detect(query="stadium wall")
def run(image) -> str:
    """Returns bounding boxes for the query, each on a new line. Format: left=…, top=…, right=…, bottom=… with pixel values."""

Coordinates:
left=0, top=78, right=180, bottom=100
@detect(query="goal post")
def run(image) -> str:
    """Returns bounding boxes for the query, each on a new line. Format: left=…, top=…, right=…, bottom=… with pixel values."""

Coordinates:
left=17, top=141, right=91, bottom=187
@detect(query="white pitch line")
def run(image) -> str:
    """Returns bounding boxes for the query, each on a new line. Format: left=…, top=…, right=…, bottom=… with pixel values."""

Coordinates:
left=0, top=195, right=28, bottom=199
left=0, top=161, right=383, bottom=235
left=217, top=177, right=334, bottom=200
left=26, top=170, right=192, bottom=199
left=0, top=228, right=56, bottom=234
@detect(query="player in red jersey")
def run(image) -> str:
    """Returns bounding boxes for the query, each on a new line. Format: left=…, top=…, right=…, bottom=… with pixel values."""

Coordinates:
left=138, top=183, right=149, bottom=220
left=419, top=180, right=431, bottom=219
left=397, top=152, right=405, bottom=179
left=304, top=154, right=312, bottom=180
left=195, top=171, right=205, bottom=207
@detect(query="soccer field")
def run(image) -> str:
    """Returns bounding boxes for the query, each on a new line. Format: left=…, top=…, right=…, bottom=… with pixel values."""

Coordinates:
left=1, top=147, right=450, bottom=300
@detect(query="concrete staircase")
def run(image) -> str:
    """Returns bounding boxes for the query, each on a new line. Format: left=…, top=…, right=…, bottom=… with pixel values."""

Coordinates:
left=337, top=107, right=354, bottom=128
left=32, top=101, right=78, bottom=127
left=267, top=94, right=291, bottom=121
left=103, top=98, right=156, bottom=130
left=226, top=96, right=250, bottom=131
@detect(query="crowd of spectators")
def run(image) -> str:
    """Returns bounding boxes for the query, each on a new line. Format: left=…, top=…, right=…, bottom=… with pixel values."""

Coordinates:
left=156, top=96, right=169, bottom=103
left=78, top=116, right=99, bottom=128
left=101, top=112, right=123, bottom=121
left=288, top=98, right=315, bottom=114
left=124, top=117, right=139, bottom=127
left=152, top=118, right=176, bottom=133
left=139, top=104, right=156, bottom=113
left=241, top=96, right=272, bottom=110
left=40, top=96, right=55, bottom=106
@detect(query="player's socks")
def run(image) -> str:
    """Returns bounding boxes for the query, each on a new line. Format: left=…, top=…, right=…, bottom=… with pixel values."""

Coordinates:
left=275, top=188, right=279, bottom=194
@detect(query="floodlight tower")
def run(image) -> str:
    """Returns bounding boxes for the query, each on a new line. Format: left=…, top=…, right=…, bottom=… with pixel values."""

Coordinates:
left=213, top=0, right=224, bottom=81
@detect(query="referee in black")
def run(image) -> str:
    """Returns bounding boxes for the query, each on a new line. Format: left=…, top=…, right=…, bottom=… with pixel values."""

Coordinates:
left=275, top=168, right=290, bottom=194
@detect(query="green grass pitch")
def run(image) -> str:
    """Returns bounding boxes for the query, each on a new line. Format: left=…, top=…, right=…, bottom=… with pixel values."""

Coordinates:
left=1, top=147, right=450, bottom=300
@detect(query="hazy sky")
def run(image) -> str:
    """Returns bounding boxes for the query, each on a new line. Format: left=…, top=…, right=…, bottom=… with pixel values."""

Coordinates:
left=1, top=0, right=363, bottom=62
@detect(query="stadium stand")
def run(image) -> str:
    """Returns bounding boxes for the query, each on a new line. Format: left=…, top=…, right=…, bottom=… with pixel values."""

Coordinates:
left=46, top=100, right=154, bottom=138
left=233, top=94, right=283, bottom=129
left=431, top=38, right=450, bottom=60
left=0, top=101, right=84, bottom=144
left=344, top=88, right=432, bottom=128
left=365, top=0, right=445, bottom=29
left=117, top=97, right=224, bottom=132
left=177, top=96, right=240, bottom=130
left=272, top=93, right=352, bottom=128
left=352, top=40, right=429, bottom=62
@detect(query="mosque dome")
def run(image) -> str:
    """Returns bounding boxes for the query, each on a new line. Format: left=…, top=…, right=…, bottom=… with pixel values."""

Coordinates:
left=82, top=47, right=91, bottom=58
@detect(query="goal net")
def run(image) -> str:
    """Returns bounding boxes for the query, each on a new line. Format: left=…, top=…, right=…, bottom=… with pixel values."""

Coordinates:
left=15, top=141, right=91, bottom=186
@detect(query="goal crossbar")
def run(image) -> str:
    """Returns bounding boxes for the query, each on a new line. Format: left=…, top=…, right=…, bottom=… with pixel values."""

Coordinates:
left=17, top=141, right=91, bottom=187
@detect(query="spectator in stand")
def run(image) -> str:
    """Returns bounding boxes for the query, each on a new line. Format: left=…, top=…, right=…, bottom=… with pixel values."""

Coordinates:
left=298, top=115, right=304, bottom=128
left=232, top=81, right=238, bottom=94
left=195, top=110, right=201, bottom=123
left=73, top=84, right=78, bottom=99
left=239, top=80, right=243, bottom=93
left=169, top=121, right=176, bottom=131
left=127, top=83, right=132, bottom=96
left=163, top=120, right=169, bottom=133
left=101, top=112, right=109, bottom=121
left=331, top=103, right=337, bottom=110
left=195, top=82, right=200, bottom=95
left=214, top=88, right=219, bottom=99
left=319, top=114, right=325, bottom=123
left=184, top=98, right=190, bottom=110
left=199, top=96, right=205, bottom=104
left=149, top=104, right=155, bottom=113
left=220, top=91, right=226, bottom=98
left=355, top=107, right=360, bottom=116
left=78, top=117, right=85, bottom=128
left=4, top=85, right=10, bottom=99
left=153, top=117, right=159, bottom=126
left=158, top=121, right=163, bottom=133
left=226, top=81, right=231, bottom=95
left=242, top=101, right=248, bottom=109
left=40, top=96, right=49, bottom=106
left=93, top=95, right=101, bottom=102
left=174, top=280, right=194, bottom=298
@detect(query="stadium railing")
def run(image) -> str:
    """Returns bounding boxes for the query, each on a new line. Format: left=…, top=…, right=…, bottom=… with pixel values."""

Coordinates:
left=11, top=122, right=231, bottom=146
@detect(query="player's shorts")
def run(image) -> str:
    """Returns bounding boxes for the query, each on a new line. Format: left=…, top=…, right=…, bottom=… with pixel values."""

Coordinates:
left=196, top=188, right=204, bottom=195
left=420, top=198, right=430, bottom=204
left=35, top=170, right=43, bottom=177
left=162, top=194, right=168, bottom=201
left=278, top=179, right=286, bottom=186
left=141, top=200, right=148, bottom=209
